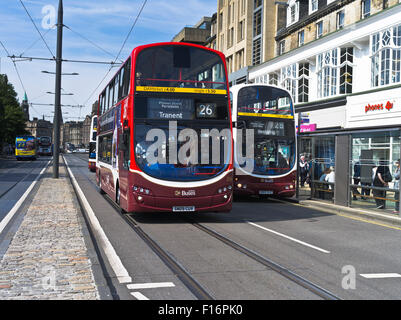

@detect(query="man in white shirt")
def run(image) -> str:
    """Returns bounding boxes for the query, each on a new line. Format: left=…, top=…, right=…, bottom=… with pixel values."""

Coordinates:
left=325, top=166, right=335, bottom=190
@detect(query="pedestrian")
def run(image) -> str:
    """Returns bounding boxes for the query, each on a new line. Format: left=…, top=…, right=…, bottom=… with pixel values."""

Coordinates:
left=393, top=159, right=400, bottom=214
left=319, top=167, right=331, bottom=199
left=324, top=166, right=335, bottom=200
left=325, top=166, right=335, bottom=189
left=299, top=155, right=309, bottom=187
left=352, top=160, right=361, bottom=200
left=373, top=159, right=391, bottom=209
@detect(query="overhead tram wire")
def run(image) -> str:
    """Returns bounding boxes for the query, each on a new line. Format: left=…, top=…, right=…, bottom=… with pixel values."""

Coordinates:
left=18, top=0, right=55, bottom=59
left=114, top=0, right=148, bottom=64
left=82, top=0, right=148, bottom=107
left=19, top=28, right=54, bottom=57
left=8, top=55, right=121, bottom=65
left=63, top=25, right=121, bottom=62
left=0, top=39, right=27, bottom=94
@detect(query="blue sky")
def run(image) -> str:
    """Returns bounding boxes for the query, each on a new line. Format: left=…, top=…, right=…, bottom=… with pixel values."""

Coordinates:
left=0, top=0, right=218, bottom=121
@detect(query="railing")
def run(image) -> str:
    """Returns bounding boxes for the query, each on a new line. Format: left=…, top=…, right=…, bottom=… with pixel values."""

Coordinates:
left=350, top=184, right=399, bottom=203
left=309, top=180, right=400, bottom=204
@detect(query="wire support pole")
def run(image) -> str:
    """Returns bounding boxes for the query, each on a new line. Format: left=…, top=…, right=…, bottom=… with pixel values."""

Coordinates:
left=53, top=0, right=63, bottom=179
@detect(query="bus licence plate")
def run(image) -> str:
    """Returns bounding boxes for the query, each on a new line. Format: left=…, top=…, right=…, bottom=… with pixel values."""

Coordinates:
left=173, top=206, right=195, bottom=212
left=259, top=190, right=273, bottom=195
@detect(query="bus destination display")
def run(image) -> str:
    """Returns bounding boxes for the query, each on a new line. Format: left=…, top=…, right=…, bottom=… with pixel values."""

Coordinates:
left=146, top=98, right=218, bottom=120
left=148, top=98, right=195, bottom=120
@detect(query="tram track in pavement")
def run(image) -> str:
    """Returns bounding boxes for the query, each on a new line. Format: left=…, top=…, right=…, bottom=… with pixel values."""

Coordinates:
left=66, top=154, right=214, bottom=300
left=66, top=154, right=341, bottom=300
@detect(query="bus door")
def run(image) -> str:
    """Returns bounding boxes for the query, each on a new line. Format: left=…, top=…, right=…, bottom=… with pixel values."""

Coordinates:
left=118, top=127, right=131, bottom=205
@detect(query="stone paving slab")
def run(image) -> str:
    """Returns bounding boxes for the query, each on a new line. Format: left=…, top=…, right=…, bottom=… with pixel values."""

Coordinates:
left=0, top=162, right=101, bottom=300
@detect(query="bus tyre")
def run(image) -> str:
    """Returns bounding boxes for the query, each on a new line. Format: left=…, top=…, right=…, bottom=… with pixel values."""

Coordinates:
left=116, top=184, right=127, bottom=214
left=116, top=183, right=120, bottom=205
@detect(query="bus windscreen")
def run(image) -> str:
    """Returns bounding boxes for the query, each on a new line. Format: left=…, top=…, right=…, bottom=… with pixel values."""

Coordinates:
left=237, top=86, right=293, bottom=117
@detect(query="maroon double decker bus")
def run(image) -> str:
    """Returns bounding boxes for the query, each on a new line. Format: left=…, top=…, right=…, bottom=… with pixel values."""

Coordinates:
left=96, top=42, right=233, bottom=213
left=230, top=84, right=296, bottom=198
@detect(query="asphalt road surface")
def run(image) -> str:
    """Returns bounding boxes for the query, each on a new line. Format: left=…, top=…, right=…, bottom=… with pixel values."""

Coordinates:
left=63, top=153, right=401, bottom=300
left=0, top=156, right=51, bottom=224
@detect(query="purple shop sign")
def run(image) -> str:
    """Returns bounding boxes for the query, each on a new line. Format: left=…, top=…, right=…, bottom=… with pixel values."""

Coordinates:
left=300, top=124, right=317, bottom=133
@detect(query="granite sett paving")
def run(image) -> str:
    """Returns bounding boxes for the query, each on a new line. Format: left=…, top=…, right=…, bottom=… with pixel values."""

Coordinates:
left=0, top=160, right=101, bottom=300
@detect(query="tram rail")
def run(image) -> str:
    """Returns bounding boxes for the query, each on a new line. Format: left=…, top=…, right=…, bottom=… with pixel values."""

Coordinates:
left=66, top=153, right=341, bottom=300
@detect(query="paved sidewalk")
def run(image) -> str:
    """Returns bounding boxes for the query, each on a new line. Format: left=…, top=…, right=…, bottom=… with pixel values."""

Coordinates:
left=289, top=187, right=401, bottom=228
left=0, top=159, right=102, bottom=300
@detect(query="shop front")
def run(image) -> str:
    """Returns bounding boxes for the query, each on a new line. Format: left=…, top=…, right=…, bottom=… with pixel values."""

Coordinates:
left=346, top=88, right=401, bottom=215
left=297, top=87, right=401, bottom=216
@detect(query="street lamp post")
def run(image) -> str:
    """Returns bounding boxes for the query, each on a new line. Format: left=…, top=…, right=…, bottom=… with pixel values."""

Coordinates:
left=53, top=0, right=63, bottom=179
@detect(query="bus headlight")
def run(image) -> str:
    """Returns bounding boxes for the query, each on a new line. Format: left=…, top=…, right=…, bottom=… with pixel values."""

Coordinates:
left=218, top=186, right=232, bottom=194
left=133, top=186, right=152, bottom=196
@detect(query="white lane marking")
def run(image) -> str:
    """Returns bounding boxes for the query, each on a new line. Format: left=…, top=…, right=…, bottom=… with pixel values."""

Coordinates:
left=360, top=273, right=401, bottom=279
left=64, top=156, right=132, bottom=284
left=127, top=282, right=175, bottom=290
left=130, top=292, right=150, bottom=300
left=0, top=160, right=50, bottom=235
left=247, top=221, right=331, bottom=254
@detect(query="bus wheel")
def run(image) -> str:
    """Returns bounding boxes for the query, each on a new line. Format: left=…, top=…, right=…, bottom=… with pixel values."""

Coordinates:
left=116, top=183, right=127, bottom=214
left=116, top=183, right=120, bottom=205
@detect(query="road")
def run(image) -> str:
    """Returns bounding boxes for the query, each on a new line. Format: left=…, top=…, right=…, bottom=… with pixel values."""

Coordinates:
left=64, top=153, right=401, bottom=300
left=0, top=156, right=51, bottom=224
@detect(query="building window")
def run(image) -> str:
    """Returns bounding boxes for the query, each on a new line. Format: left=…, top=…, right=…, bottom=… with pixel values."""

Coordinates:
left=238, top=20, right=245, bottom=41
left=254, top=0, right=262, bottom=9
left=340, top=48, right=353, bottom=94
left=236, top=50, right=244, bottom=70
left=371, top=25, right=401, bottom=87
left=317, top=49, right=338, bottom=98
left=281, top=64, right=297, bottom=101
left=298, top=63, right=310, bottom=103
left=309, top=0, right=318, bottom=14
left=241, top=0, right=246, bottom=15
left=279, top=63, right=309, bottom=103
left=269, top=73, right=278, bottom=86
left=316, top=21, right=323, bottom=39
left=252, top=38, right=262, bottom=65
left=287, top=1, right=299, bottom=26
left=317, top=47, right=354, bottom=98
left=361, top=0, right=371, bottom=19
left=253, top=9, right=262, bottom=37
left=219, top=13, right=223, bottom=32
left=337, top=10, right=345, bottom=30
left=298, top=30, right=304, bottom=47
left=228, top=27, right=234, bottom=48
left=278, top=40, right=285, bottom=55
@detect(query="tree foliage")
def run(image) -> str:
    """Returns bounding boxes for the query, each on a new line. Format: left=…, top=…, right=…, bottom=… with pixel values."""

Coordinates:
left=0, top=74, right=28, bottom=147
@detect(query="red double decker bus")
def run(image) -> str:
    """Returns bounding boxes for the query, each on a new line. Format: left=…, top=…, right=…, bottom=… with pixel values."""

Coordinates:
left=96, top=42, right=233, bottom=213
left=230, top=84, right=296, bottom=198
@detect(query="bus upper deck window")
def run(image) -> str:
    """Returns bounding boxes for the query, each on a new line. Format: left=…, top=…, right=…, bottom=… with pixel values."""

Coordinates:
left=173, top=46, right=191, bottom=69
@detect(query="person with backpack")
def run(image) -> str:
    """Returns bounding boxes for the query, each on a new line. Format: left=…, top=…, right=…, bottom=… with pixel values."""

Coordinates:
left=373, top=159, right=392, bottom=209
left=393, top=159, right=400, bottom=214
